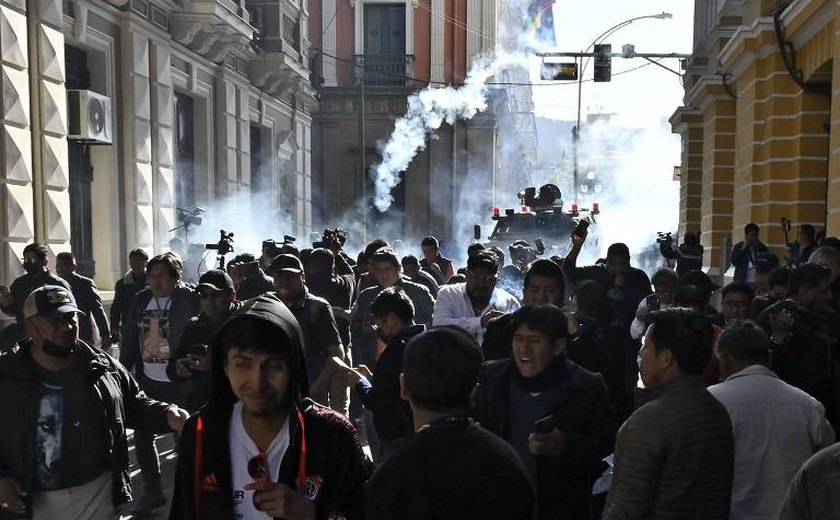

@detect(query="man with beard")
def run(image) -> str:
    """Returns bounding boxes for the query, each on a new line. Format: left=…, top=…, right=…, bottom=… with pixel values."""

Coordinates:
left=758, top=263, right=840, bottom=429
left=475, top=304, right=616, bottom=519
left=269, top=254, right=348, bottom=415
left=434, top=251, right=519, bottom=345
left=121, top=253, right=197, bottom=515
left=55, top=252, right=111, bottom=350
left=167, top=270, right=242, bottom=411
left=168, top=295, right=370, bottom=519
left=481, top=259, right=565, bottom=361
left=0, top=286, right=188, bottom=520
left=1, top=243, right=71, bottom=343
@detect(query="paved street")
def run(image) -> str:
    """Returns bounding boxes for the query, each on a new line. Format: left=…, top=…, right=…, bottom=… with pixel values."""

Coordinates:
left=118, top=432, right=178, bottom=520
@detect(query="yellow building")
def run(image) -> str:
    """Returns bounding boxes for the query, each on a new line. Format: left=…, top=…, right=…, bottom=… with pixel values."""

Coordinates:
left=670, top=0, right=839, bottom=280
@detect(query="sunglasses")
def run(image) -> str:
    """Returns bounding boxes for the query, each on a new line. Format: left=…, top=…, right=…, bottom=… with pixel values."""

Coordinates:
left=248, top=452, right=269, bottom=482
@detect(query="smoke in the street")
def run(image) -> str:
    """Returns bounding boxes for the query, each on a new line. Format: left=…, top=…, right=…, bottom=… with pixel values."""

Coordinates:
left=371, top=53, right=528, bottom=212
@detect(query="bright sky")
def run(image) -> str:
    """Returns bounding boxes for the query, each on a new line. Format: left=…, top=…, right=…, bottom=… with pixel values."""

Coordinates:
left=531, top=0, right=695, bottom=128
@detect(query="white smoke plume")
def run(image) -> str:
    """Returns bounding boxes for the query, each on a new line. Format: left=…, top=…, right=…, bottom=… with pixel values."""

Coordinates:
left=371, top=53, right=528, bottom=212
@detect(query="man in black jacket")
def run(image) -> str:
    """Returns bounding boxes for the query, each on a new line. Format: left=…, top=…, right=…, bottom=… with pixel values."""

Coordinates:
left=475, top=304, right=616, bottom=520
left=341, top=288, right=424, bottom=464
left=167, top=270, right=241, bottom=411
left=0, top=285, right=187, bottom=519
left=231, top=253, right=274, bottom=300
left=731, top=223, right=769, bottom=284
left=367, top=327, right=535, bottom=520
left=120, top=253, right=197, bottom=514
left=55, top=252, right=111, bottom=349
left=110, top=248, right=148, bottom=344
left=0, top=243, right=71, bottom=345
left=169, top=295, right=371, bottom=520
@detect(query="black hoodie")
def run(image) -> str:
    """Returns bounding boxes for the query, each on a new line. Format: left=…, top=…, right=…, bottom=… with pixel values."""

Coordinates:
left=169, top=295, right=371, bottom=520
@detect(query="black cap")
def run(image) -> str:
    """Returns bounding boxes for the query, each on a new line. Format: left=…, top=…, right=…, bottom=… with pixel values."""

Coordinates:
left=23, top=285, right=82, bottom=319
left=198, top=269, right=235, bottom=292
left=269, top=254, right=304, bottom=275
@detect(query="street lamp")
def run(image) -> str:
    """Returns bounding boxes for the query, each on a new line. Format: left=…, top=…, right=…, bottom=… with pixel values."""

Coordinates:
left=572, top=12, right=672, bottom=195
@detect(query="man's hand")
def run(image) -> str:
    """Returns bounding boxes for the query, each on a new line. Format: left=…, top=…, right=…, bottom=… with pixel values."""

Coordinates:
left=636, top=306, right=650, bottom=322
left=529, top=428, right=567, bottom=457
left=166, top=406, right=190, bottom=432
left=246, top=481, right=316, bottom=520
left=571, top=231, right=586, bottom=249
left=481, top=309, right=506, bottom=328
left=174, top=357, right=193, bottom=379
left=0, top=477, right=26, bottom=515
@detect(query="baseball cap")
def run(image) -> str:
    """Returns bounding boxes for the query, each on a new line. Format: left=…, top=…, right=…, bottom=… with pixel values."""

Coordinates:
left=198, top=269, right=235, bottom=292
left=269, top=254, right=304, bottom=275
left=23, top=285, right=82, bottom=319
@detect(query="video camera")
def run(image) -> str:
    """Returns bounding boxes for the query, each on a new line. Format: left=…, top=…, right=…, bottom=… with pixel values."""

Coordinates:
left=656, top=232, right=673, bottom=246
left=206, top=229, right=235, bottom=267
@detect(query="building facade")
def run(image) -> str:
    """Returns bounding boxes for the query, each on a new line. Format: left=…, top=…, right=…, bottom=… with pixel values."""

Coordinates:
left=308, top=0, right=538, bottom=251
left=0, top=0, right=314, bottom=295
left=671, top=0, right=838, bottom=279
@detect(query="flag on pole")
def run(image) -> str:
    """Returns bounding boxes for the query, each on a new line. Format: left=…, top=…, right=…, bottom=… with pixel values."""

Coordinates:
left=529, top=0, right=556, bottom=46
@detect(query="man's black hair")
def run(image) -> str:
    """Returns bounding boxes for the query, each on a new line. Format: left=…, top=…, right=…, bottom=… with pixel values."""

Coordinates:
left=308, top=248, right=335, bottom=273
left=370, top=287, right=415, bottom=323
left=217, top=316, right=294, bottom=363
left=646, top=308, right=713, bottom=375
left=364, top=239, right=391, bottom=258
left=717, top=320, right=771, bottom=365
left=767, top=267, right=789, bottom=288
left=129, top=248, right=149, bottom=261
left=523, top=259, right=565, bottom=297
left=800, top=224, right=816, bottom=242
left=683, top=232, right=699, bottom=247
left=232, top=253, right=257, bottom=264
left=372, top=247, right=400, bottom=269
left=147, top=253, right=183, bottom=280
left=466, top=243, right=486, bottom=258
left=23, top=242, right=48, bottom=259
left=421, top=236, right=439, bottom=248
left=651, top=267, right=678, bottom=289
left=823, top=237, right=840, bottom=251
left=811, top=246, right=840, bottom=269
left=744, top=223, right=759, bottom=235
left=510, top=304, right=568, bottom=343
left=722, top=281, right=754, bottom=300
left=606, top=242, right=630, bottom=259
left=403, top=327, right=483, bottom=413
left=401, top=254, right=420, bottom=268
left=467, top=250, right=499, bottom=274
left=487, top=246, right=505, bottom=268
left=789, top=263, right=830, bottom=296
left=56, top=251, right=76, bottom=263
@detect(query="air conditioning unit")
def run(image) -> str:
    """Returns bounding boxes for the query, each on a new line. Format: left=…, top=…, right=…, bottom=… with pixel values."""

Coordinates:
left=67, top=90, right=112, bottom=144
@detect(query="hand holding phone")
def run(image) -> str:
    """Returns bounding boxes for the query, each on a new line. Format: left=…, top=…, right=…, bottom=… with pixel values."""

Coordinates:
left=534, top=414, right=555, bottom=434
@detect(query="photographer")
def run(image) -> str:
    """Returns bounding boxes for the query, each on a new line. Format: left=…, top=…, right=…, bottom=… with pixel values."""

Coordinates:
left=758, top=263, right=840, bottom=429
left=306, top=247, right=355, bottom=348
left=630, top=267, right=678, bottom=341
left=316, top=228, right=357, bottom=275
left=659, top=232, right=703, bottom=277
left=230, top=252, right=273, bottom=300
left=499, top=241, right=537, bottom=300
left=731, top=223, right=769, bottom=284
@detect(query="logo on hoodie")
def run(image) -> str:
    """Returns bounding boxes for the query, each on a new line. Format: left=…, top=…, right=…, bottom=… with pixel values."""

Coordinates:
left=301, top=475, right=324, bottom=500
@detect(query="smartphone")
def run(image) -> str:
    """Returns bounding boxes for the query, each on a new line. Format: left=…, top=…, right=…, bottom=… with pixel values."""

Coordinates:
left=331, top=355, right=352, bottom=371
left=534, top=414, right=555, bottom=434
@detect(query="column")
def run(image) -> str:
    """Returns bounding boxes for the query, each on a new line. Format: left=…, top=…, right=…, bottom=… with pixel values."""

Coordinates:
left=0, top=0, right=33, bottom=280
left=826, top=22, right=840, bottom=234
left=29, top=0, right=70, bottom=257
left=122, top=29, right=154, bottom=252
left=430, top=0, right=444, bottom=83
left=669, top=107, right=703, bottom=239
left=322, top=0, right=337, bottom=86
left=150, top=41, right=175, bottom=251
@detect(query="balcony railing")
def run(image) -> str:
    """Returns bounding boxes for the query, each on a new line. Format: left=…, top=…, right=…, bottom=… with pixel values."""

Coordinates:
left=353, top=55, right=414, bottom=86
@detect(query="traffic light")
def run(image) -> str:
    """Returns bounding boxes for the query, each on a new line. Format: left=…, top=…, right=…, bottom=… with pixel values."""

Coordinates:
left=593, top=44, right=611, bottom=82
left=540, top=62, right=578, bottom=81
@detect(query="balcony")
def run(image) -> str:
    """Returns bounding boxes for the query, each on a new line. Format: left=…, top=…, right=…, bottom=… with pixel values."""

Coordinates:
left=353, top=55, right=414, bottom=87
left=169, top=0, right=256, bottom=62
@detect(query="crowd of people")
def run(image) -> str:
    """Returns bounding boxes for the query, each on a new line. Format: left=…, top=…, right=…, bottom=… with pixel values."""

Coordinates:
left=0, top=221, right=838, bottom=519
